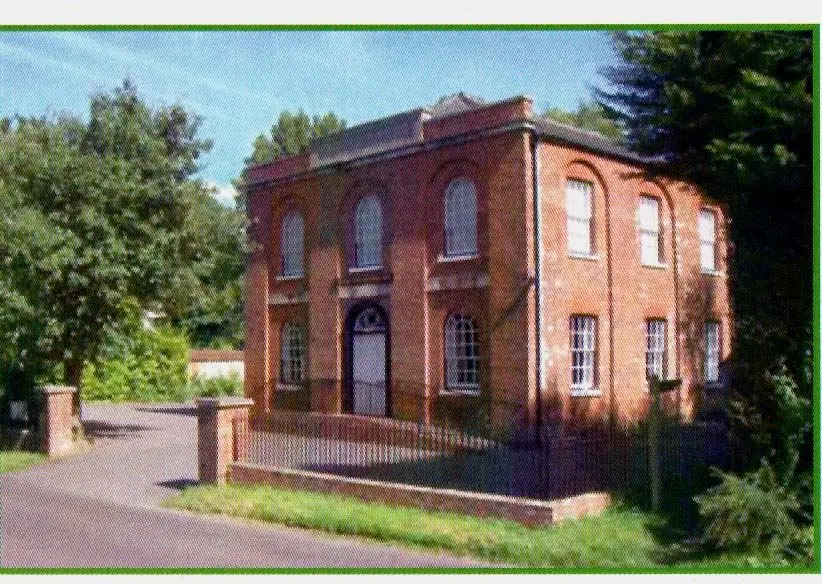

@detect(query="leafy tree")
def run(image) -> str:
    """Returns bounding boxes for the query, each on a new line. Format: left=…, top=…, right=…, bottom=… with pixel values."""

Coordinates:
left=245, top=110, right=346, bottom=167
left=163, top=183, right=246, bottom=348
left=0, top=81, right=211, bottom=416
left=235, top=110, right=345, bottom=211
left=596, top=30, right=812, bottom=483
left=544, top=101, right=624, bottom=142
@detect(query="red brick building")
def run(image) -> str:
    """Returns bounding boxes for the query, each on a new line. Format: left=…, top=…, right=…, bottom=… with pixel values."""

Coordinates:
left=244, top=94, right=731, bottom=432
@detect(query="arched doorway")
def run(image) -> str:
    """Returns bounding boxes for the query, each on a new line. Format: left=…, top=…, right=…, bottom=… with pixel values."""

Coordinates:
left=346, top=303, right=389, bottom=417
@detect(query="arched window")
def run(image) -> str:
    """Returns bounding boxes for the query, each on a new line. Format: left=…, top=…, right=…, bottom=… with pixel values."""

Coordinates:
left=280, top=323, right=306, bottom=384
left=444, top=313, right=479, bottom=392
left=280, top=212, right=304, bottom=277
left=444, top=178, right=478, bottom=257
left=354, top=195, right=382, bottom=268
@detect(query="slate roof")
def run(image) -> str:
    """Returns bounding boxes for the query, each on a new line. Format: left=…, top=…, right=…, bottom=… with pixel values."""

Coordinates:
left=532, top=116, right=653, bottom=164
left=259, top=93, right=655, bottom=181
left=426, top=92, right=488, bottom=118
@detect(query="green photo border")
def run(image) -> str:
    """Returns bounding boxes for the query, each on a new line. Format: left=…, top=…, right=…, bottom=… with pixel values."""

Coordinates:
left=0, top=22, right=818, bottom=575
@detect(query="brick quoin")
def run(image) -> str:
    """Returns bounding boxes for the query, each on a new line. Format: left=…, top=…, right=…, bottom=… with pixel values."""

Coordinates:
left=244, top=94, right=731, bottom=433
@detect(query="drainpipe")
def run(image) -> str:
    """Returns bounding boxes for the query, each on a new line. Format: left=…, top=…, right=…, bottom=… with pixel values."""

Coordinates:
left=530, top=132, right=544, bottom=445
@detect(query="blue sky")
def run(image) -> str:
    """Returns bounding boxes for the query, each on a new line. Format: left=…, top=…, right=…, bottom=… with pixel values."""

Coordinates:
left=1, top=30, right=617, bottom=205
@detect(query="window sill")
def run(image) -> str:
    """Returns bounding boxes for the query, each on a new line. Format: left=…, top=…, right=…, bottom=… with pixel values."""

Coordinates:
left=275, top=383, right=304, bottom=392
left=437, top=253, right=479, bottom=264
left=275, top=274, right=304, bottom=282
left=570, top=388, right=602, bottom=398
left=440, top=387, right=480, bottom=397
left=701, top=269, right=724, bottom=277
left=568, top=252, right=600, bottom=262
left=349, top=265, right=383, bottom=274
left=644, top=378, right=671, bottom=392
left=642, top=262, right=668, bottom=270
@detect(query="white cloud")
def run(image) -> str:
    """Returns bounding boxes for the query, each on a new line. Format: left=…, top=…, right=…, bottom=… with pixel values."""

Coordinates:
left=206, top=181, right=238, bottom=208
left=49, top=32, right=275, bottom=105
left=0, top=38, right=100, bottom=81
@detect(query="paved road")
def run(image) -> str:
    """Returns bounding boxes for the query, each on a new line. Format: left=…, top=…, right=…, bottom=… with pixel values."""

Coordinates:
left=0, top=403, right=489, bottom=568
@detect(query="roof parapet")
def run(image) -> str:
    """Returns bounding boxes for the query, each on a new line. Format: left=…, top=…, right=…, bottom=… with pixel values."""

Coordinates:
left=244, top=93, right=656, bottom=188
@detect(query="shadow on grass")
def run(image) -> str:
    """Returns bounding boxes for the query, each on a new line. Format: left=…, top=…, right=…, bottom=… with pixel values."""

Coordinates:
left=611, top=463, right=725, bottom=566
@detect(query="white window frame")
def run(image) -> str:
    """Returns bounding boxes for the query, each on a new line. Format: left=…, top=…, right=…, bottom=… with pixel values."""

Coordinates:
left=699, top=209, right=717, bottom=273
left=645, top=319, right=667, bottom=382
left=280, top=323, right=306, bottom=385
left=639, top=196, right=663, bottom=266
left=570, top=315, right=598, bottom=394
left=280, top=212, right=304, bottom=278
left=443, top=313, right=480, bottom=394
left=354, top=195, right=383, bottom=269
left=704, top=321, right=721, bottom=385
left=566, top=179, right=594, bottom=256
left=444, top=178, right=478, bottom=258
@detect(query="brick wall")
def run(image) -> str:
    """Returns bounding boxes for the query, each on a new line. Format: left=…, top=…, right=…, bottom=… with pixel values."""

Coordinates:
left=245, top=96, right=731, bottom=432
left=537, top=144, right=730, bottom=428
left=229, top=462, right=611, bottom=526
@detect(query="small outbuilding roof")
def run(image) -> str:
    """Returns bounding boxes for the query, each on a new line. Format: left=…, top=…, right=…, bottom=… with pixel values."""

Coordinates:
left=189, top=349, right=244, bottom=363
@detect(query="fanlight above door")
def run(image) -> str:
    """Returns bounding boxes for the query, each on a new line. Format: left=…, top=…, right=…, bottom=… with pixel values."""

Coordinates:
left=353, top=307, right=386, bottom=334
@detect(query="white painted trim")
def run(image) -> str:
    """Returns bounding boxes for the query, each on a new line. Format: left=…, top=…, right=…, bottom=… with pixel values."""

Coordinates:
left=348, top=265, right=383, bottom=274
left=269, top=292, right=309, bottom=306
left=570, top=388, right=602, bottom=398
left=337, top=282, right=392, bottom=300
left=427, top=272, right=489, bottom=292
left=275, top=274, right=304, bottom=282
left=568, top=252, right=600, bottom=261
left=437, top=253, right=479, bottom=263
left=440, top=386, right=480, bottom=397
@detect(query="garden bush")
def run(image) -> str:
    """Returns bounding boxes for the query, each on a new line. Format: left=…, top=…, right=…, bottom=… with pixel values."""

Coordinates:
left=694, top=461, right=811, bottom=564
left=82, top=326, right=189, bottom=402
left=186, top=373, right=244, bottom=399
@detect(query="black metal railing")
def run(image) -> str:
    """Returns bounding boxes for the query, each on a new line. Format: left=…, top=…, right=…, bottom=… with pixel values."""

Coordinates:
left=238, top=405, right=730, bottom=503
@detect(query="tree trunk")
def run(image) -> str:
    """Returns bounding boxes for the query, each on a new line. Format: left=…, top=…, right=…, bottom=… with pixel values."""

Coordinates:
left=64, top=358, right=83, bottom=428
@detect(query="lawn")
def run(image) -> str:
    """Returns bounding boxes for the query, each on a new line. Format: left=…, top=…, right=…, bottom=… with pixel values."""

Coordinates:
left=0, top=449, right=46, bottom=474
left=164, top=484, right=789, bottom=569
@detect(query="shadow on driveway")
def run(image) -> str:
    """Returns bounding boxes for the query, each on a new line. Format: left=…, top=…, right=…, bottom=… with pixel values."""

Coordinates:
left=83, top=420, right=157, bottom=440
left=135, top=405, right=197, bottom=417
left=155, top=478, right=199, bottom=491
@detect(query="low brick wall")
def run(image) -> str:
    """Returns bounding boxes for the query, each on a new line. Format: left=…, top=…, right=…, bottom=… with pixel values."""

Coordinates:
left=229, top=461, right=610, bottom=527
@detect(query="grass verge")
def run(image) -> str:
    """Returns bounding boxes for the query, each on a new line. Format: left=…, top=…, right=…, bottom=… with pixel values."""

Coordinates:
left=0, top=449, right=47, bottom=474
left=163, top=483, right=786, bottom=569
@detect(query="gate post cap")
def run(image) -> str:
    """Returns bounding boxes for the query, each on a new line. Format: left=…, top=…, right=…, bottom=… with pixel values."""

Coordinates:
left=195, top=397, right=254, bottom=410
left=37, top=385, right=78, bottom=395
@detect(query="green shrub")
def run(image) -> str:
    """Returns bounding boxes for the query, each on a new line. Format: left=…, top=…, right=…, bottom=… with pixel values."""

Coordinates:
left=82, top=326, right=189, bottom=402
left=694, top=461, right=803, bottom=559
left=186, top=373, right=243, bottom=399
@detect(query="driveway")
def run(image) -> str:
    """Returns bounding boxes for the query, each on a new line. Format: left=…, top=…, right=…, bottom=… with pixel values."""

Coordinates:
left=0, top=403, right=490, bottom=568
